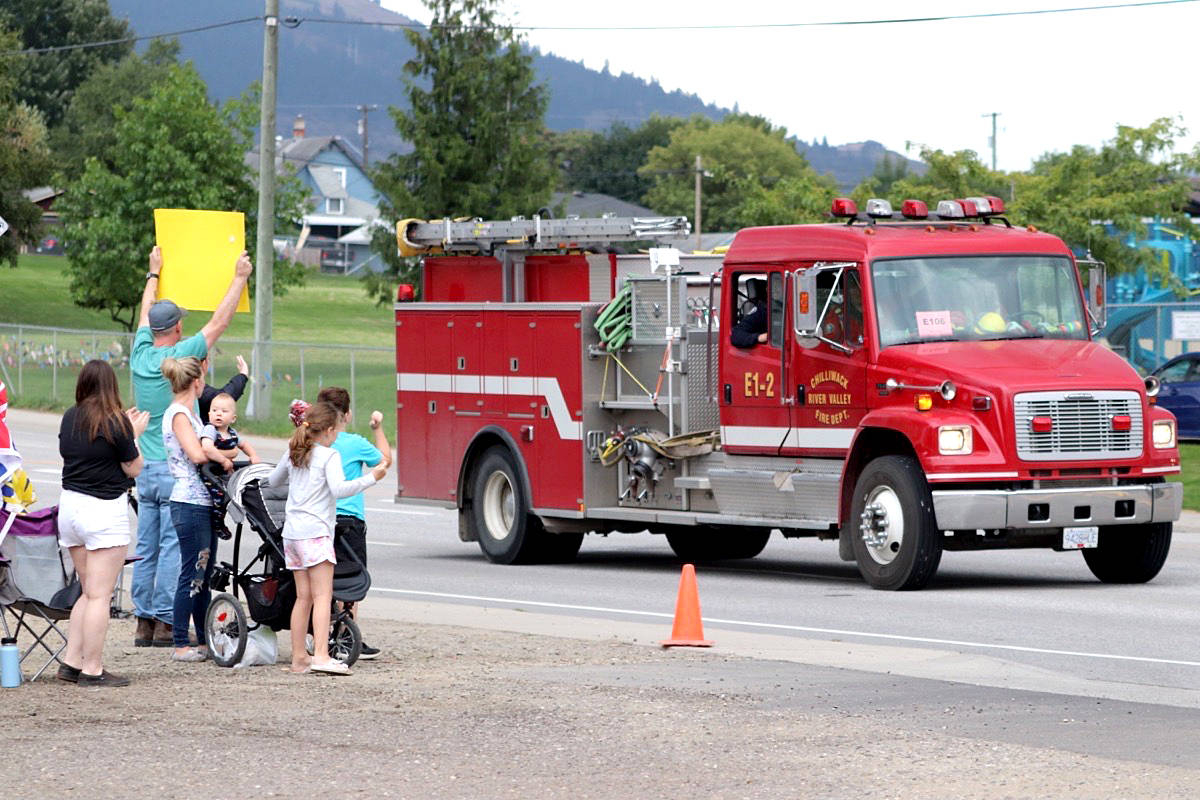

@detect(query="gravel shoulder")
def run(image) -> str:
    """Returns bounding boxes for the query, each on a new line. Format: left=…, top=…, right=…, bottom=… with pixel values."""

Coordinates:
left=4, top=614, right=1199, bottom=799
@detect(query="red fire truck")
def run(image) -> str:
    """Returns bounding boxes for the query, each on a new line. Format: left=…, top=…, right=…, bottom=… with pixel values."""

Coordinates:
left=392, top=198, right=1182, bottom=589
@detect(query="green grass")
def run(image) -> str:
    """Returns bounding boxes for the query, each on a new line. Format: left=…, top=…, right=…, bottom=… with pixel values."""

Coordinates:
left=1, top=253, right=395, bottom=438
left=3, top=254, right=394, bottom=345
left=1178, top=444, right=1200, bottom=512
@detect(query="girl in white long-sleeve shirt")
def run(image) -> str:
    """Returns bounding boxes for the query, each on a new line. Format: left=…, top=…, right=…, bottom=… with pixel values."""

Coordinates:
left=266, top=401, right=388, bottom=674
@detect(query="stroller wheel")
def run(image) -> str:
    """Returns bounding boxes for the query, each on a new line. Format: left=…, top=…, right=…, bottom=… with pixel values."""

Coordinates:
left=205, top=593, right=248, bottom=668
left=330, top=615, right=362, bottom=667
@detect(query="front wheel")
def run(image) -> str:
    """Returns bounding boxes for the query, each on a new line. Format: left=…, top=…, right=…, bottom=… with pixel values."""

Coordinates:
left=205, top=593, right=248, bottom=668
left=849, top=456, right=942, bottom=590
left=1082, top=522, right=1172, bottom=583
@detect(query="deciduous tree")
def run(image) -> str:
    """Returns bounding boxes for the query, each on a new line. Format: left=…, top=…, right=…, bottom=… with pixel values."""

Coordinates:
left=57, top=64, right=308, bottom=330
left=639, top=114, right=835, bottom=231
left=0, top=26, right=52, bottom=267
left=51, top=38, right=180, bottom=180
left=1011, top=118, right=1200, bottom=279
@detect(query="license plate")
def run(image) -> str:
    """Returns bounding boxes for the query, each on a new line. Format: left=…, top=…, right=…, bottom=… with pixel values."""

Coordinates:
left=1063, top=526, right=1099, bottom=549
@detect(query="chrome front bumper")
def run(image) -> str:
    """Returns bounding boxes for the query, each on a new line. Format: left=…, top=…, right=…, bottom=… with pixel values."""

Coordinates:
left=931, top=482, right=1182, bottom=530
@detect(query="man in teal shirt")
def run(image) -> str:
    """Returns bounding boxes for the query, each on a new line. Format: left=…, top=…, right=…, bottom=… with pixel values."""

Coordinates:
left=129, top=245, right=253, bottom=647
left=317, top=386, right=392, bottom=660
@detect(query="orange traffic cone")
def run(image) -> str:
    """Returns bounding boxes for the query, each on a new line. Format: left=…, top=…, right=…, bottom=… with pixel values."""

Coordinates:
left=661, top=563, right=714, bottom=648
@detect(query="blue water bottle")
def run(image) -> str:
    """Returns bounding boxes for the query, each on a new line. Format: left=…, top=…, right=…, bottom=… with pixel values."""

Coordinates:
left=1, top=637, right=21, bottom=688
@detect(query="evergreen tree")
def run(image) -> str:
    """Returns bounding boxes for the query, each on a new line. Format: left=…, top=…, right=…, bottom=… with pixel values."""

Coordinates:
left=366, top=0, right=555, bottom=303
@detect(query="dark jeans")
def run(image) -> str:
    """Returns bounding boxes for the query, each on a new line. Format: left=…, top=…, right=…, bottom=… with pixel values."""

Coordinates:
left=169, top=500, right=217, bottom=648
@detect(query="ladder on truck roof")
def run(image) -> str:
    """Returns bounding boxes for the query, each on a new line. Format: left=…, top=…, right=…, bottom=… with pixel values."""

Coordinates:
left=396, top=215, right=691, bottom=257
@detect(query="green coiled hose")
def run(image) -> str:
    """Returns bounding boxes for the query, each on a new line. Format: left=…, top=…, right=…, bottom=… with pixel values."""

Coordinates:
left=594, top=282, right=633, bottom=351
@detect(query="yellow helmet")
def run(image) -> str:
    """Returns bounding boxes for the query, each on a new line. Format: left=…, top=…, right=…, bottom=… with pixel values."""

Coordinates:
left=976, top=311, right=1006, bottom=333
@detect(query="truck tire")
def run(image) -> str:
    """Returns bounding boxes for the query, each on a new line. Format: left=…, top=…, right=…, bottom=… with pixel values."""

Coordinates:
left=665, top=527, right=771, bottom=561
left=469, top=447, right=583, bottom=564
left=471, top=447, right=540, bottom=564
left=849, top=455, right=942, bottom=590
left=1082, top=522, right=1172, bottom=583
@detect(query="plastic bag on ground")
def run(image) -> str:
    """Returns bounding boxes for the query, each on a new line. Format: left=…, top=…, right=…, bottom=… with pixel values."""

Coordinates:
left=233, top=626, right=278, bottom=668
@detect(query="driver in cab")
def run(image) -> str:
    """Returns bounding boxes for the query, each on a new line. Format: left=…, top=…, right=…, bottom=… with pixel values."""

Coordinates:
left=731, top=278, right=768, bottom=348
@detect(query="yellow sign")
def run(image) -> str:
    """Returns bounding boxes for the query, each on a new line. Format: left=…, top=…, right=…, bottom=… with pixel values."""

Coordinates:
left=154, top=209, right=249, bottom=312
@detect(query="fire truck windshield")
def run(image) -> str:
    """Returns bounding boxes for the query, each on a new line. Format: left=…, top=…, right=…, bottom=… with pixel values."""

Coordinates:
left=871, top=255, right=1087, bottom=347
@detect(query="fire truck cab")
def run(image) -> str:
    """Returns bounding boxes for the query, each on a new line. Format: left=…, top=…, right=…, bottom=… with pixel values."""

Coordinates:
left=393, top=200, right=1182, bottom=590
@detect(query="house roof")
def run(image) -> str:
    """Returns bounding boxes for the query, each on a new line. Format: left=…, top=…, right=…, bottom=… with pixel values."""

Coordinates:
left=245, top=134, right=367, bottom=175
left=552, top=191, right=656, bottom=219
left=309, top=165, right=348, bottom=199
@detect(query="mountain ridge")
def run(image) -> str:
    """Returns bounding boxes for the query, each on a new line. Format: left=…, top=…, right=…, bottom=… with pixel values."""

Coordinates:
left=107, top=0, right=922, bottom=190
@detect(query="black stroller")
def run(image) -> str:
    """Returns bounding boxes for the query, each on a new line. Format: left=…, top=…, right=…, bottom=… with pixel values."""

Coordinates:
left=201, top=463, right=371, bottom=668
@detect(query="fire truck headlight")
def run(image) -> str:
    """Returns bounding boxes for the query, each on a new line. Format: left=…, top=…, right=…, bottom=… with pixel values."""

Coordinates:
left=938, top=425, right=973, bottom=454
left=1152, top=419, right=1176, bottom=449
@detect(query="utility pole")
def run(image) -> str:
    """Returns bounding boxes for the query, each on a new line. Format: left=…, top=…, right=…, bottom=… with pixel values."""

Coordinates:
left=982, top=112, right=999, bottom=171
left=694, top=154, right=702, bottom=251
left=356, top=104, right=378, bottom=168
left=252, top=0, right=279, bottom=420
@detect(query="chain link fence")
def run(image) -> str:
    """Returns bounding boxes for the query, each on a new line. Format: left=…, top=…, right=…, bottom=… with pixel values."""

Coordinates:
left=0, top=323, right=393, bottom=437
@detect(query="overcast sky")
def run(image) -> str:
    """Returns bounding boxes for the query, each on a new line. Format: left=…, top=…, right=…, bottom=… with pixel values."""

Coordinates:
left=379, top=0, right=1198, bottom=173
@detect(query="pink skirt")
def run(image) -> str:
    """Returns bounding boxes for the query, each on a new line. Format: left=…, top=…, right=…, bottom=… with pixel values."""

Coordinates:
left=283, top=535, right=337, bottom=569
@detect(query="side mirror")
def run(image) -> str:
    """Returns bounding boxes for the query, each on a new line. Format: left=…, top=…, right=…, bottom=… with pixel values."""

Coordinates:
left=1079, top=258, right=1107, bottom=336
left=794, top=270, right=819, bottom=335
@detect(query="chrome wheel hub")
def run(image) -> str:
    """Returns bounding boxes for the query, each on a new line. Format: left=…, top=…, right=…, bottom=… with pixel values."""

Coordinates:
left=859, top=486, right=904, bottom=566
left=482, top=471, right=516, bottom=541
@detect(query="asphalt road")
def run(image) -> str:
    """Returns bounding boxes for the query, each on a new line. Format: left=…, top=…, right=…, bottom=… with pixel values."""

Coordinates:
left=10, top=408, right=1200, bottom=716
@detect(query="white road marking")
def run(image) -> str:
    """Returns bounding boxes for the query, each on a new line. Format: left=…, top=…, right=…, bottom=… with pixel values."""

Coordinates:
left=366, top=539, right=404, bottom=547
left=368, top=507, right=440, bottom=517
left=33, top=468, right=62, bottom=475
left=371, top=587, right=1200, bottom=668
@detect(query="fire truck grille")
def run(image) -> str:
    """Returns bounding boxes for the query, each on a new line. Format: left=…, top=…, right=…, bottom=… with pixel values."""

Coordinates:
left=1013, top=390, right=1142, bottom=461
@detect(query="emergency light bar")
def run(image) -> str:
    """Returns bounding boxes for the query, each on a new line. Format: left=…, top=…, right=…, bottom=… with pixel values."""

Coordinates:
left=831, top=198, right=858, bottom=218
left=865, top=198, right=893, bottom=219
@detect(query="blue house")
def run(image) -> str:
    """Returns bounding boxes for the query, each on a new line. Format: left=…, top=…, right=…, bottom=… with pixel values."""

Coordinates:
left=247, top=115, right=388, bottom=273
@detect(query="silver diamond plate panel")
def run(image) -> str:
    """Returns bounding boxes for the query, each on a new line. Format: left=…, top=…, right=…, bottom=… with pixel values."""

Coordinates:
left=683, top=334, right=719, bottom=432
left=707, top=462, right=840, bottom=523
left=1014, top=390, right=1143, bottom=461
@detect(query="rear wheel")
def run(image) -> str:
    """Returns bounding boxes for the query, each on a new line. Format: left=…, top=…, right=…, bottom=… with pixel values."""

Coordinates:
left=665, top=527, right=771, bottom=561
left=469, top=447, right=581, bottom=564
left=205, top=593, right=248, bottom=668
left=1082, top=522, right=1172, bottom=583
left=849, top=456, right=942, bottom=590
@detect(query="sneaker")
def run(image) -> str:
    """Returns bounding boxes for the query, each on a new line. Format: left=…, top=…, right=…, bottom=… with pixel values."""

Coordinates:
left=56, top=662, right=82, bottom=683
left=78, top=670, right=130, bottom=688
left=134, top=616, right=156, bottom=647
left=358, top=643, right=381, bottom=660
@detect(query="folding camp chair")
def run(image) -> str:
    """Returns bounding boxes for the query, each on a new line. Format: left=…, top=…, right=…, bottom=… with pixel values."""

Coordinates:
left=0, top=506, right=79, bottom=681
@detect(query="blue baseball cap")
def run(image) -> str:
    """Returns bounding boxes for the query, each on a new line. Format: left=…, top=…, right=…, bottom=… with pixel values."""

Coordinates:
left=148, top=299, right=188, bottom=331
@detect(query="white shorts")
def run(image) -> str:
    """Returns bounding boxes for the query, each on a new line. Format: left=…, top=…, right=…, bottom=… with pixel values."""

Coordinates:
left=283, top=535, right=337, bottom=570
left=58, top=489, right=132, bottom=550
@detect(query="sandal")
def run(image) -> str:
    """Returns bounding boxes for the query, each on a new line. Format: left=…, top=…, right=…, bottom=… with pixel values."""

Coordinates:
left=171, top=648, right=208, bottom=663
left=310, top=659, right=350, bottom=676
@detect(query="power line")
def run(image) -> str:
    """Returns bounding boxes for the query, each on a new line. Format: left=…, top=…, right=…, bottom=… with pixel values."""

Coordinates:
left=0, top=0, right=1194, bottom=56
left=294, top=0, right=1196, bottom=31
left=0, top=17, right=262, bottom=56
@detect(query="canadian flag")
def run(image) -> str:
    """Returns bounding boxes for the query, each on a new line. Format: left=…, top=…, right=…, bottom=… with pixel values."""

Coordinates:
left=0, top=380, right=19, bottom=488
